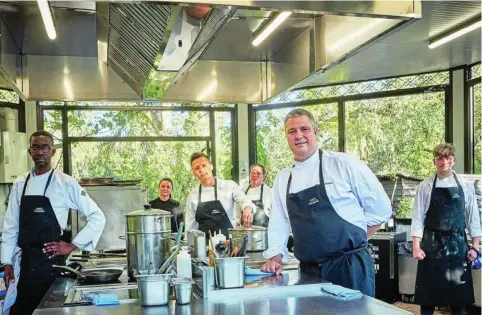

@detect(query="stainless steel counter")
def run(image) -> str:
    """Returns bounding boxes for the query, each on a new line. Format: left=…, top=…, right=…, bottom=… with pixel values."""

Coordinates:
left=33, top=293, right=413, bottom=315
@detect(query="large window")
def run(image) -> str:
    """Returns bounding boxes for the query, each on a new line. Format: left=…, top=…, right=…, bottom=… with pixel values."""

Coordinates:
left=469, top=63, right=481, bottom=174
left=40, top=102, right=237, bottom=207
left=255, top=103, right=338, bottom=185
left=346, top=92, right=445, bottom=178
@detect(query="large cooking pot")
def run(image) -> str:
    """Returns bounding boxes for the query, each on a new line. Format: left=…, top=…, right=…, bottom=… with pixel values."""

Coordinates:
left=125, top=205, right=172, bottom=279
left=228, top=226, right=267, bottom=252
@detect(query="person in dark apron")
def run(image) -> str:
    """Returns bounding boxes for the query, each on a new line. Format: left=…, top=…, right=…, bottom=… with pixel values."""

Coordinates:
left=244, top=164, right=271, bottom=227
left=287, top=150, right=375, bottom=296
left=261, top=108, right=392, bottom=296
left=149, top=178, right=183, bottom=232
left=412, top=143, right=480, bottom=315
left=187, top=152, right=254, bottom=239
left=9, top=170, right=66, bottom=315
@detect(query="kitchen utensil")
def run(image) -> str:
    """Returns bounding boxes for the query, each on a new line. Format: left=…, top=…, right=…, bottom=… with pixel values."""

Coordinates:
left=214, top=257, right=248, bottom=288
left=172, top=278, right=194, bottom=305
left=176, top=222, right=184, bottom=246
left=135, top=273, right=171, bottom=306
left=157, top=245, right=181, bottom=274
left=215, top=243, right=227, bottom=258
left=52, top=265, right=123, bottom=283
left=228, top=226, right=267, bottom=251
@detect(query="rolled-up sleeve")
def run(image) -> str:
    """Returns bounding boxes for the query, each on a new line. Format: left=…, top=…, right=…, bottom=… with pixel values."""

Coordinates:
left=231, top=182, right=255, bottom=213
left=263, top=174, right=290, bottom=262
left=67, top=183, right=106, bottom=251
left=346, top=158, right=392, bottom=226
left=185, top=192, right=198, bottom=231
left=465, top=183, right=482, bottom=238
left=410, top=182, right=429, bottom=238
left=1, top=181, right=21, bottom=264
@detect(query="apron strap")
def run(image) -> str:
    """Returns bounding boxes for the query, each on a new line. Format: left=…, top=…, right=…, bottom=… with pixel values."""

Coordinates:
left=198, top=178, right=217, bottom=203
left=21, top=169, right=55, bottom=198
left=245, top=184, right=264, bottom=201
left=287, top=150, right=323, bottom=194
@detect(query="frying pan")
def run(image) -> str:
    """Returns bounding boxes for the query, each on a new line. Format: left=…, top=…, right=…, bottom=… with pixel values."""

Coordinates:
left=53, top=265, right=123, bottom=283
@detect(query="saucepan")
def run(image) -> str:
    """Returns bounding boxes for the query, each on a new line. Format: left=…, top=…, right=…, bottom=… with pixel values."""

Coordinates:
left=53, top=265, right=123, bottom=283
left=228, top=226, right=267, bottom=251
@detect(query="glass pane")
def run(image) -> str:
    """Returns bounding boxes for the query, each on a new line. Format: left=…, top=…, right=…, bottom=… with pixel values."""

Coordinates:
left=346, top=92, right=445, bottom=178
left=256, top=103, right=338, bottom=186
left=215, top=112, right=233, bottom=180
left=43, top=110, right=64, bottom=171
left=474, top=83, right=481, bottom=174
left=70, top=141, right=208, bottom=208
left=38, top=100, right=235, bottom=108
left=68, top=110, right=210, bottom=137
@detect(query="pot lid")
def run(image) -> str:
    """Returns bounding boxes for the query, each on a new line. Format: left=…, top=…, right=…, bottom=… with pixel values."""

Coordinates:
left=229, top=226, right=266, bottom=231
left=126, top=204, right=172, bottom=217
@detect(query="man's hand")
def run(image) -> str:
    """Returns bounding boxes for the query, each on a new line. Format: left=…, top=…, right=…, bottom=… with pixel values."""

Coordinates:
left=467, top=248, right=478, bottom=261
left=3, top=264, right=14, bottom=289
left=242, top=207, right=253, bottom=227
left=43, top=242, right=77, bottom=259
left=261, top=255, right=283, bottom=275
left=413, top=247, right=426, bottom=260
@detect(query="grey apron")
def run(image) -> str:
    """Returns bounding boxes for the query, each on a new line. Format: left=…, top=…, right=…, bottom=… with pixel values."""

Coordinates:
left=245, top=185, right=269, bottom=227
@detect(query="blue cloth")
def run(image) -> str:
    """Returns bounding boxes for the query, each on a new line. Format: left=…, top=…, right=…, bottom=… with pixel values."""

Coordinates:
left=86, top=293, right=120, bottom=306
left=320, top=284, right=363, bottom=300
left=2, top=247, right=22, bottom=315
left=245, top=267, right=273, bottom=276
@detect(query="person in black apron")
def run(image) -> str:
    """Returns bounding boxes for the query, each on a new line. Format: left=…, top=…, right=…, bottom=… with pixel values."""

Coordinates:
left=261, top=109, right=391, bottom=296
left=412, top=144, right=480, bottom=315
left=149, top=178, right=183, bottom=232
left=188, top=152, right=254, bottom=239
left=9, top=170, right=66, bottom=315
left=244, top=164, right=270, bottom=227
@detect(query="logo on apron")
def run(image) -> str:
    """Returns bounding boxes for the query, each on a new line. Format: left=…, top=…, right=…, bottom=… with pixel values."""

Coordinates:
left=212, top=210, right=220, bottom=214
left=308, top=198, right=319, bottom=205
left=33, top=207, right=45, bottom=213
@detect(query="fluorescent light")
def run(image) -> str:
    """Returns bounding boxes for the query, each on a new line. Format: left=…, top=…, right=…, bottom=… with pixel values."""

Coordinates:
left=252, top=11, right=292, bottom=47
left=429, top=17, right=481, bottom=49
left=37, top=0, right=57, bottom=40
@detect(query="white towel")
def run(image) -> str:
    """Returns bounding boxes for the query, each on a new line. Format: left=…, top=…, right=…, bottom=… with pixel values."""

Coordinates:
left=2, top=247, right=22, bottom=315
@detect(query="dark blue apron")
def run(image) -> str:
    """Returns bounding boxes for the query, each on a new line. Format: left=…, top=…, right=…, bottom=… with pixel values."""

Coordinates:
left=246, top=185, right=269, bottom=227
left=286, top=150, right=375, bottom=296
left=11, top=170, right=65, bottom=315
left=195, top=179, right=233, bottom=239
left=415, top=173, right=474, bottom=308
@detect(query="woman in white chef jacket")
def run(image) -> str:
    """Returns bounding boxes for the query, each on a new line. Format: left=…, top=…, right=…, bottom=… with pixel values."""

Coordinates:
left=241, top=164, right=272, bottom=227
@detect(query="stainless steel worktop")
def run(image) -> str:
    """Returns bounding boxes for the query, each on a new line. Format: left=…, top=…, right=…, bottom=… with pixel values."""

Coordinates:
left=33, top=292, right=413, bottom=315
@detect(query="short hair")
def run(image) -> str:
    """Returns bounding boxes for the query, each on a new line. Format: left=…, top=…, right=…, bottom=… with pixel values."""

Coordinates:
left=158, top=177, right=173, bottom=189
left=433, top=143, right=456, bottom=158
left=30, top=130, right=54, bottom=145
left=190, top=152, right=211, bottom=164
left=284, top=108, right=317, bottom=128
left=250, top=163, right=266, bottom=176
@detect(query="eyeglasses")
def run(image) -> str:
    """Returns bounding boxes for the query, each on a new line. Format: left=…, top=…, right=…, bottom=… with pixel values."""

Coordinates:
left=29, top=144, right=52, bottom=153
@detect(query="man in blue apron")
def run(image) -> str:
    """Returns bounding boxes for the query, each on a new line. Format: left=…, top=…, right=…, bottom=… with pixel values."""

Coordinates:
left=186, top=152, right=255, bottom=239
left=1, top=131, right=106, bottom=315
left=243, top=164, right=272, bottom=227
left=261, top=109, right=392, bottom=296
left=411, top=143, right=481, bottom=315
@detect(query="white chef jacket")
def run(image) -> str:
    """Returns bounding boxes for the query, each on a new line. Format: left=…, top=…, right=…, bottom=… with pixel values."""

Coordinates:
left=237, top=184, right=272, bottom=225
left=185, top=177, right=255, bottom=231
left=410, top=172, right=482, bottom=238
left=264, top=150, right=392, bottom=262
left=1, top=169, right=106, bottom=264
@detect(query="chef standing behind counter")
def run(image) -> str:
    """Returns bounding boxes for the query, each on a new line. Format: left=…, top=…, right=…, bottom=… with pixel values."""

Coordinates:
left=186, top=152, right=255, bottom=237
left=1, top=130, right=106, bottom=315
left=240, top=164, right=272, bottom=227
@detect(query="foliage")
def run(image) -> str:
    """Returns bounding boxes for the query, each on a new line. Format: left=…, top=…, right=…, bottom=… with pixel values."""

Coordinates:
left=396, top=195, right=415, bottom=219
left=474, top=83, right=481, bottom=174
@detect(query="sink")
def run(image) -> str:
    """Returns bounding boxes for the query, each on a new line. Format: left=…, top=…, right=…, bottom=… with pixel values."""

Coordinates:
left=63, top=283, right=139, bottom=306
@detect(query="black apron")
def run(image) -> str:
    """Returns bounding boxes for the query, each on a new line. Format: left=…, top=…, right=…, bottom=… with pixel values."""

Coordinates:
left=245, top=185, right=269, bottom=227
left=287, top=150, right=375, bottom=296
left=11, top=170, right=65, bottom=315
left=415, top=174, right=474, bottom=308
left=195, top=179, right=233, bottom=239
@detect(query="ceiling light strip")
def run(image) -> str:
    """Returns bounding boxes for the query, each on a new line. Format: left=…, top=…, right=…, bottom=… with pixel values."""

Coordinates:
left=252, top=11, right=292, bottom=47
left=37, top=0, right=57, bottom=40
left=429, top=16, right=481, bottom=49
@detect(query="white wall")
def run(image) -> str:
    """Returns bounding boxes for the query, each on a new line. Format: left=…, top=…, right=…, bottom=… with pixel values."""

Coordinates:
left=452, top=69, right=465, bottom=173
left=237, top=103, right=250, bottom=187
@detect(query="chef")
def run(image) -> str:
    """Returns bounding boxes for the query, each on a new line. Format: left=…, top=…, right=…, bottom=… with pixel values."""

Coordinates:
left=1, top=130, right=106, bottom=315
left=411, top=143, right=481, bottom=315
left=149, top=178, right=183, bottom=232
left=186, top=152, right=255, bottom=238
left=240, top=164, right=272, bottom=227
left=261, top=108, right=392, bottom=296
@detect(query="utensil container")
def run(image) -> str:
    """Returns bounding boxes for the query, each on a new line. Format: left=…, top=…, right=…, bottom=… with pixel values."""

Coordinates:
left=135, top=273, right=171, bottom=306
left=172, top=277, right=193, bottom=304
left=214, top=256, right=248, bottom=288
